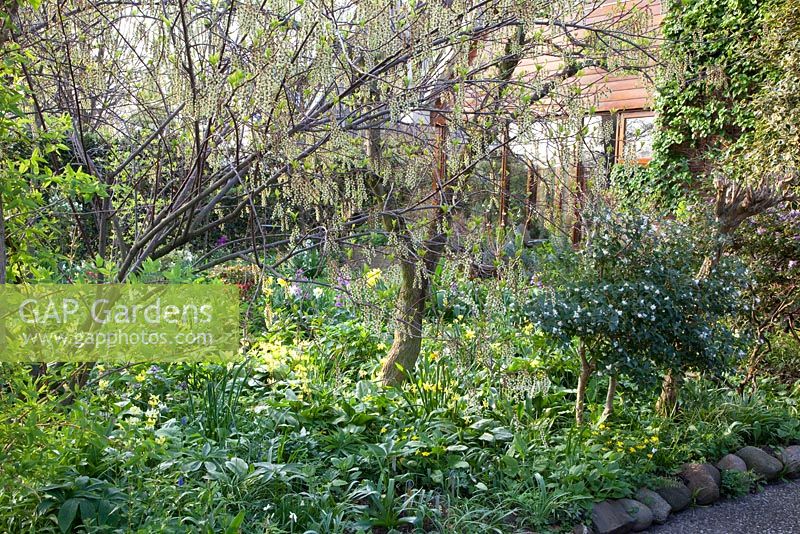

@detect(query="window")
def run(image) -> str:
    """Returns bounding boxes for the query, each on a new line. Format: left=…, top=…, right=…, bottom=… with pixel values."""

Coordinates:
left=579, top=114, right=617, bottom=181
left=616, top=111, right=655, bottom=164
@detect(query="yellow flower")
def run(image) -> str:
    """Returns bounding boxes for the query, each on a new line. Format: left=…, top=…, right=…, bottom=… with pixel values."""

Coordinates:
left=155, top=436, right=167, bottom=445
left=420, top=451, right=431, bottom=457
left=277, top=278, right=289, bottom=288
left=650, top=436, right=659, bottom=443
left=422, top=383, right=436, bottom=392
left=464, top=328, right=476, bottom=341
left=98, top=379, right=109, bottom=389
left=263, top=277, right=275, bottom=297
left=522, top=322, right=534, bottom=335
left=365, top=268, right=382, bottom=288
left=629, top=447, right=636, bottom=453
left=647, top=453, right=654, bottom=459
left=430, top=351, right=440, bottom=361
left=135, top=370, right=147, bottom=382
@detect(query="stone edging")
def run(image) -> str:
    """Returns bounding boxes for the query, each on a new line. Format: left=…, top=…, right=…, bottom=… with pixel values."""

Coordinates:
left=576, top=445, right=800, bottom=534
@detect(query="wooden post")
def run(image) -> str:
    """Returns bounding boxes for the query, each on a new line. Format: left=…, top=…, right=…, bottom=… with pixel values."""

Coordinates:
left=431, top=106, right=449, bottom=210
left=524, top=165, right=538, bottom=239
left=572, top=163, right=587, bottom=245
left=499, top=120, right=510, bottom=229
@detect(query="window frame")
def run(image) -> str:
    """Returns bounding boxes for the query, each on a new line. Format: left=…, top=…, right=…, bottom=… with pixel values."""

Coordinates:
left=615, top=110, right=656, bottom=165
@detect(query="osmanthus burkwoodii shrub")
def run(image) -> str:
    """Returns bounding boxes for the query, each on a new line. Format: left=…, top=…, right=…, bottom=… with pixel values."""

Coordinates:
left=527, top=204, right=750, bottom=416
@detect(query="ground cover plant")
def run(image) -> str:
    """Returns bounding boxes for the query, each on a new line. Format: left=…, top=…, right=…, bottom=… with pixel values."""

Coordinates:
left=0, top=257, right=798, bottom=533
left=0, top=0, right=799, bottom=532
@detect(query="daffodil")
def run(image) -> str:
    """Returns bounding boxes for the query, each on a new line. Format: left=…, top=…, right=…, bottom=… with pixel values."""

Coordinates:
left=365, top=268, right=382, bottom=287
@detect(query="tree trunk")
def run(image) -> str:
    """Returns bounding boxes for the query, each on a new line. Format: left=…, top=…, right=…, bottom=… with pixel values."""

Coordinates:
left=380, top=104, right=450, bottom=386
left=658, top=177, right=789, bottom=412
left=738, top=341, right=766, bottom=395
left=602, top=374, right=618, bottom=420
left=575, top=344, right=593, bottom=425
left=656, top=370, right=682, bottom=416
left=380, top=259, right=428, bottom=386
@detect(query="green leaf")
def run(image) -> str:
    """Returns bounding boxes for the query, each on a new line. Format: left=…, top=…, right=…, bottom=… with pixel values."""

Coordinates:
left=78, top=499, right=96, bottom=521
left=225, top=510, right=246, bottom=533
left=58, top=498, right=79, bottom=533
left=227, top=69, right=247, bottom=87
left=225, top=457, right=248, bottom=477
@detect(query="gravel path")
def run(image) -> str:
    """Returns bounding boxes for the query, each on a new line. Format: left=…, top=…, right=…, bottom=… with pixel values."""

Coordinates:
left=642, top=479, right=800, bottom=534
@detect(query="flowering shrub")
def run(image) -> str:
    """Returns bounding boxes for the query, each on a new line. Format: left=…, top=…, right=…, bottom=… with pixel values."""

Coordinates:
left=530, top=205, right=749, bottom=384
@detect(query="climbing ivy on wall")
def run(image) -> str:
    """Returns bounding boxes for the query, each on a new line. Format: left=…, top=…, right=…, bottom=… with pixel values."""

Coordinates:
left=648, top=0, right=779, bottom=205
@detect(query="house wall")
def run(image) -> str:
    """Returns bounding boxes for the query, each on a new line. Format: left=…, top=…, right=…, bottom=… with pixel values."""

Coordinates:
left=514, top=0, right=663, bottom=112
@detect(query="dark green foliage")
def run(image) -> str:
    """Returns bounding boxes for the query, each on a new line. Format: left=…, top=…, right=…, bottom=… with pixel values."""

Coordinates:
left=530, top=203, right=748, bottom=382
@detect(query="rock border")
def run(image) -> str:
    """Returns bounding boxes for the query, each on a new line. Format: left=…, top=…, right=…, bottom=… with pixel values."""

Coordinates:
left=578, top=445, right=794, bottom=534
